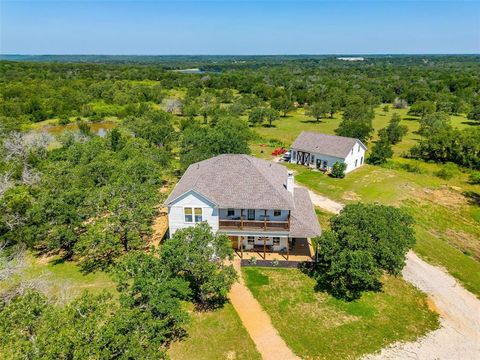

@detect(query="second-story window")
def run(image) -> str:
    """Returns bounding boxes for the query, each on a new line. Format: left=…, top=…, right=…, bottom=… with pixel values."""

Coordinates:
left=227, top=208, right=235, bottom=217
left=194, top=208, right=203, bottom=222
left=273, top=210, right=281, bottom=217
left=184, top=208, right=193, bottom=222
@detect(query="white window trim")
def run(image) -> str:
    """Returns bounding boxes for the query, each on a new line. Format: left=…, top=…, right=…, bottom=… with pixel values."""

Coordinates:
left=184, top=207, right=203, bottom=223
left=184, top=207, right=193, bottom=223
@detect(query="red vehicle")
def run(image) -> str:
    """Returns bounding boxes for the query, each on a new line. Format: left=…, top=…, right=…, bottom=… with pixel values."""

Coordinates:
left=271, top=147, right=287, bottom=156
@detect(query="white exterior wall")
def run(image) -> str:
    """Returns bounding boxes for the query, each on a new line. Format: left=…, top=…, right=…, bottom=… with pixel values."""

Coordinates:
left=167, top=191, right=218, bottom=236
left=290, top=140, right=366, bottom=174
left=343, top=142, right=366, bottom=173
left=218, top=208, right=289, bottom=221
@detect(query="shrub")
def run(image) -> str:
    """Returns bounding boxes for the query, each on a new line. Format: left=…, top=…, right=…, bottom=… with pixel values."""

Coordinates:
left=435, top=163, right=458, bottom=180
left=272, top=258, right=279, bottom=267
left=249, top=256, right=257, bottom=265
left=57, top=117, right=70, bottom=126
left=331, top=162, right=347, bottom=178
left=469, top=172, right=480, bottom=185
left=400, top=163, right=423, bottom=174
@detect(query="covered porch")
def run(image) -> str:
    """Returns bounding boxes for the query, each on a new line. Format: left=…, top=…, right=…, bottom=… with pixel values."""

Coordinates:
left=230, top=235, right=315, bottom=262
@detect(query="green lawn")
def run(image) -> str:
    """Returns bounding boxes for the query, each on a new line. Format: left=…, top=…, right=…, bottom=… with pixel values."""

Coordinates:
left=250, top=105, right=480, bottom=297
left=168, top=302, right=261, bottom=360
left=292, top=163, right=480, bottom=296
left=242, top=267, right=439, bottom=360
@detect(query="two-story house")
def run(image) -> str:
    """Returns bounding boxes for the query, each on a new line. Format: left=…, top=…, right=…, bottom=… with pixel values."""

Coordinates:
left=164, top=154, right=321, bottom=260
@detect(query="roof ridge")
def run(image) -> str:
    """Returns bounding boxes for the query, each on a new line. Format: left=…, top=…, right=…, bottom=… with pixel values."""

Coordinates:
left=302, top=131, right=359, bottom=142
left=249, top=157, right=294, bottom=208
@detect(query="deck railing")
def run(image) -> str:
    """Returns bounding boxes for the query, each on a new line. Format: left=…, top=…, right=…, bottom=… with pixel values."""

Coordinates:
left=219, top=218, right=289, bottom=231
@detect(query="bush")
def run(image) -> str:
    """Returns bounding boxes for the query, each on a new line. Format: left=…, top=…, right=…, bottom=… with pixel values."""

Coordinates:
left=435, top=162, right=459, bottom=180
left=57, top=117, right=70, bottom=125
left=469, top=172, right=480, bottom=185
left=400, top=162, right=423, bottom=174
left=331, top=162, right=347, bottom=178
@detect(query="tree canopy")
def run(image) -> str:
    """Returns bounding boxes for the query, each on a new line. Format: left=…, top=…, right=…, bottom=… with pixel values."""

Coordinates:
left=314, top=203, right=415, bottom=300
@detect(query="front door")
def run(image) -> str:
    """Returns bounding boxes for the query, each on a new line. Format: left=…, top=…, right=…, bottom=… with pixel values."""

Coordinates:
left=316, top=159, right=322, bottom=169
left=247, top=209, right=255, bottom=220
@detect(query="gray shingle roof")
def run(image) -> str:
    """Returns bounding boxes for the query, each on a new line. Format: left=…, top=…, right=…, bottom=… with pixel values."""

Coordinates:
left=164, top=154, right=295, bottom=210
left=290, top=187, right=322, bottom=238
left=291, top=131, right=366, bottom=159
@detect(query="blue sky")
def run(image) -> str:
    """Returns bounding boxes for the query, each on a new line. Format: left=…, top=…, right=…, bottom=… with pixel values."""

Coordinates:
left=1, top=1, right=479, bottom=54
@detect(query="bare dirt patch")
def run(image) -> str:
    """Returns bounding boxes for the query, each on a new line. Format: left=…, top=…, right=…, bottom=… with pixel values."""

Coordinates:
left=415, top=186, right=468, bottom=209
left=342, top=191, right=361, bottom=201
left=150, top=207, right=168, bottom=248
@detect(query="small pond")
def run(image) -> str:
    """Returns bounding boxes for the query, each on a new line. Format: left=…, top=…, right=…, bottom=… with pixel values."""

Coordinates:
left=38, top=121, right=118, bottom=137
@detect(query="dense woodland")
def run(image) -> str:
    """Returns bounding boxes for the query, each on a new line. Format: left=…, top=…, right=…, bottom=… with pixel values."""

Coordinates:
left=1, top=56, right=479, bottom=357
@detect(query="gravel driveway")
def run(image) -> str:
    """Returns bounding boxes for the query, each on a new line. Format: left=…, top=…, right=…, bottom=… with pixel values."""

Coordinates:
left=364, top=251, right=480, bottom=360
left=306, top=188, right=480, bottom=360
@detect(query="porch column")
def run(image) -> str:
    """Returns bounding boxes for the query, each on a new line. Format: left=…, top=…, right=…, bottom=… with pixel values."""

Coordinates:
left=287, top=237, right=290, bottom=261
left=240, top=209, right=244, bottom=229
left=239, top=236, right=243, bottom=259
left=263, top=237, right=266, bottom=259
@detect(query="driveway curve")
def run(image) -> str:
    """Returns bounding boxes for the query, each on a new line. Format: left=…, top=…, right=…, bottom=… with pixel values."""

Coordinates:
left=305, top=187, right=480, bottom=360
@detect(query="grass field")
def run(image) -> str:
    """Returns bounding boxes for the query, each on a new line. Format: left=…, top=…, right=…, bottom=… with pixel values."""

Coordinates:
left=250, top=106, right=471, bottom=158
left=250, top=106, right=480, bottom=297
left=242, top=267, right=438, bottom=360
left=168, top=302, right=261, bottom=360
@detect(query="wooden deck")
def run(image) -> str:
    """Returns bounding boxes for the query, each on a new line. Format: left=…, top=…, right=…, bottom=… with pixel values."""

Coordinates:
left=219, top=219, right=289, bottom=231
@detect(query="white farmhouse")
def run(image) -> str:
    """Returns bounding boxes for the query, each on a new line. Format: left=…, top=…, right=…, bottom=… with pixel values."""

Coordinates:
left=290, top=131, right=367, bottom=174
left=164, top=154, right=321, bottom=260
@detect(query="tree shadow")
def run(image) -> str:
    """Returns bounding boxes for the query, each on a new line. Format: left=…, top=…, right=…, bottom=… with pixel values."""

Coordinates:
left=463, top=191, right=480, bottom=207
left=300, top=119, right=324, bottom=124
left=261, top=124, right=277, bottom=128
left=461, top=121, right=480, bottom=126
left=403, top=117, right=419, bottom=121
left=297, top=262, right=382, bottom=302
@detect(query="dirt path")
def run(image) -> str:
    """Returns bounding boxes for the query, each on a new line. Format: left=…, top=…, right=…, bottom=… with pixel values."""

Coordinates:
left=302, top=186, right=344, bottom=214
left=229, top=260, right=299, bottom=360
left=365, top=251, right=480, bottom=359
left=306, top=188, right=480, bottom=359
